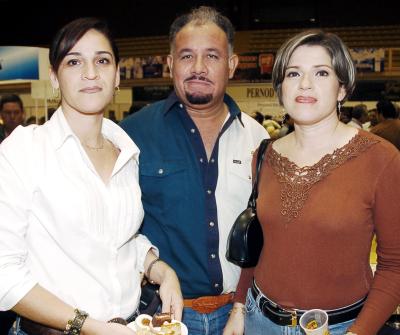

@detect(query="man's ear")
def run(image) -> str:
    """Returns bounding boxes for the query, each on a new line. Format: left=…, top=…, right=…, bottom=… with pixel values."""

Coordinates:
left=228, top=54, right=239, bottom=79
left=167, top=55, right=173, bottom=79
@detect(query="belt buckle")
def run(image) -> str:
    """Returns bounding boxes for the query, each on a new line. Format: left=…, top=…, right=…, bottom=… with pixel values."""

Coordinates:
left=192, top=297, right=217, bottom=314
left=289, top=310, right=297, bottom=327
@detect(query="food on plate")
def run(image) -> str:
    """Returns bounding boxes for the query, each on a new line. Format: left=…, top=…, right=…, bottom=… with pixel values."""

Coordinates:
left=152, top=312, right=172, bottom=327
left=131, top=313, right=184, bottom=334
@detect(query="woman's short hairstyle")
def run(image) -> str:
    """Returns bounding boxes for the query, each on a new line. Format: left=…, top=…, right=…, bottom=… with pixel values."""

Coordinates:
left=49, top=17, right=119, bottom=73
left=272, top=30, right=355, bottom=105
left=169, top=6, right=235, bottom=55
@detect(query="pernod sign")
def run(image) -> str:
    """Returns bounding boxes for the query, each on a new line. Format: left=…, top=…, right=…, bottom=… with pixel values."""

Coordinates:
left=246, top=87, right=276, bottom=98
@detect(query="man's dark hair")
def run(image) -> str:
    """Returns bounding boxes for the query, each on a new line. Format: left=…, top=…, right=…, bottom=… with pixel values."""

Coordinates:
left=376, top=99, right=397, bottom=119
left=49, top=17, right=119, bottom=73
left=0, top=94, right=23, bottom=111
left=351, top=104, right=367, bottom=120
left=169, top=6, right=235, bottom=54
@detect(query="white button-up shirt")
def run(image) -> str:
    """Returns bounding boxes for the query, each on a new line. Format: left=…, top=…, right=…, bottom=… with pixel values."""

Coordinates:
left=0, top=108, right=153, bottom=321
left=216, top=112, right=268, bottom=293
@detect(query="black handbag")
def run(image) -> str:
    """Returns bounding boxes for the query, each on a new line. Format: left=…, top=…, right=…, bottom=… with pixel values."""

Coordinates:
left=138, top=279, right=162, bottom=316
left=226, top=139, right=270, bottom=268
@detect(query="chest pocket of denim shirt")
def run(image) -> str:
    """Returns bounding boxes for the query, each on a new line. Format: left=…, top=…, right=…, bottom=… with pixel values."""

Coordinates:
left=139, top=160, right=188, bottom=213
left=227, top=155, right=253, bottom=200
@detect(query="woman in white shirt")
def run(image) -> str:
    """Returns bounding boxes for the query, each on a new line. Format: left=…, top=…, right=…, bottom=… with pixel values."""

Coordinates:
left=0, top=17, right=183, bottom=335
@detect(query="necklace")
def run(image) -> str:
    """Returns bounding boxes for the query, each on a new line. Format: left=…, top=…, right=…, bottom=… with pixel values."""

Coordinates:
left=82, top=136, right=105, bottom=151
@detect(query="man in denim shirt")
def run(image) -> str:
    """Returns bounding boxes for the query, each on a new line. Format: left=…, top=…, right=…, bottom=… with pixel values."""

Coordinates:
left=121, top=6, right=268, bottom=335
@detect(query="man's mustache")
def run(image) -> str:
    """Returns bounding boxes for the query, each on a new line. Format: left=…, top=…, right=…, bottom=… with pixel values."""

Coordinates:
left=184, top=75, right=213, bottom=83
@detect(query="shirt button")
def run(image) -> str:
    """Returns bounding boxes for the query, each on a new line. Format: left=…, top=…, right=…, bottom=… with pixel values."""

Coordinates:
left=214, top=283, right=219, bottom=288
left=200, top=158, right=204, bottom=163
left=209, top=221, right=214, bottom=227
left=190, top=128, right=196, bottom=133
left=207, top=190, right=212, bottom=195
left=179, top=104, right=183, bottom=108
left=158, top=169, right=164, bottom=174
left=211, top=253, right=216, bottom=259
left=248, top=175, right=251, bottom=180
left=210, top=158, right=215, bottom=163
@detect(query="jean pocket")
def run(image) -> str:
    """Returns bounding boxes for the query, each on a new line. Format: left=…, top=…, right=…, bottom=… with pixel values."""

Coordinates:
left=328, top=318, right=355, bottom=335
left=245, top=288, right=257, bottom=314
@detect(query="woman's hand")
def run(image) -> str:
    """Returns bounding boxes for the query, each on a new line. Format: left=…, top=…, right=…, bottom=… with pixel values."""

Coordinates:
left=223, top=303, right=245, bottom=335
left=144, top=251, right=183, bottom=321
left=158, top=266, right=184, bottom=321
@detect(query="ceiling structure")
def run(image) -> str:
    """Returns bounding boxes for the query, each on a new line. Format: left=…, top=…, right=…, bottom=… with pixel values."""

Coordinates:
left=0, top=0, right=399, bottom=47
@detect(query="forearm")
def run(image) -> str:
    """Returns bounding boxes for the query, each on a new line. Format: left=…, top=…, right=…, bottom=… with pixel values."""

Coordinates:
left=234, top=268, right=254, bottom=304
left=13, top=284, right=76, bottom=329
left=143, top=250, right=183, bottom=320
left=12, top=284, right=103, bottom=335
left=144, top=249, right=171, bottom=284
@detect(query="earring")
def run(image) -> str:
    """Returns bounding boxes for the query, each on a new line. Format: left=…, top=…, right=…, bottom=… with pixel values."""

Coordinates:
left=337, top=101, right=342, bottom=120
left=114, top=86, right=120, bottom=97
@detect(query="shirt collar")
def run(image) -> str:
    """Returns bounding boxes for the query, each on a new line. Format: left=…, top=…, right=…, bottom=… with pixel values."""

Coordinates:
left=45, top=107, right=140, bottom=162
left=162, top=91, right=244, bottom=127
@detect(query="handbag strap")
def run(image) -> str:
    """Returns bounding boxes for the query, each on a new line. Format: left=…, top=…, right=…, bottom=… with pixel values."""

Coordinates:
left=248, top=139, right=270, bottom=209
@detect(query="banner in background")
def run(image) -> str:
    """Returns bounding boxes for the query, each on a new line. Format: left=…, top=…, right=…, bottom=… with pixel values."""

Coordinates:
left=119, top=52, right=276, bottom=81
left=350, top=48, right=385, bottom=73
left=119, top=56, right=169, bottom=80
left=0, top=47, right=49, bottom=80
left=233, top=52, right=275, bottom=81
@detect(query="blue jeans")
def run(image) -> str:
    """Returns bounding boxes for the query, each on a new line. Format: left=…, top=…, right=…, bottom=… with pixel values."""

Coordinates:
left=8, top=318, right=27, bottom=335
left=245, top=289, right=355, bottom=335
left=182, top=303, right=232, bottom=335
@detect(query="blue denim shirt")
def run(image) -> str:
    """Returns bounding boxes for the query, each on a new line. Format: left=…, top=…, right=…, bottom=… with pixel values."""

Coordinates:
left=120, top=92, right=267, bottom=298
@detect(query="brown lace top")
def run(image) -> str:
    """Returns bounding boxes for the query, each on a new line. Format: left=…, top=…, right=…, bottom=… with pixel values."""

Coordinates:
left=235, top=131, right=400, bottom=335
left=268, top=133, right=377, bottom=222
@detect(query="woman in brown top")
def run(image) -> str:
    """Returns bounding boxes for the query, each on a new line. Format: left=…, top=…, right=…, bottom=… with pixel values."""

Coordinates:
left=224, top=30, right=400, bottom=335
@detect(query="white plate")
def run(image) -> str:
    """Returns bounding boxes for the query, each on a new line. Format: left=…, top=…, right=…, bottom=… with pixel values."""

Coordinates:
left=127, top=318, right=188, bottom=335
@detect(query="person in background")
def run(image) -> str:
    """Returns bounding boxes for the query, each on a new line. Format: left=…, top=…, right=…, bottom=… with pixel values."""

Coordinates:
left=347, top=103, right=368, bottom=129
left=24, top=116, right=37, bottom=126
left=0, top=17, right=182, bottom=335
left=339, top=106, right=352, bottom=124
left=370, top=99, right=400, bottom=150
left=120, top=6, right=268, bottom=335
left=225, top=30, right=400, bottom=335
left=0, top=94, right=25, bottom=143
left=252, top=111, right=265, bottom=125
left=278, top=113, right=294, bottom=137
left=367, top=108, right=379, bottom=129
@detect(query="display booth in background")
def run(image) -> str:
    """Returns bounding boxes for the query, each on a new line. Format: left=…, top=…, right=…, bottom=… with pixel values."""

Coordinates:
left=227, top=83, right=281, bottom=118
left=0, top=46, right=52, bottom=122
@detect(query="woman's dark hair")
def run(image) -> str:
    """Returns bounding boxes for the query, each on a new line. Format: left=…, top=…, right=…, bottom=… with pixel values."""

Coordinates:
left=49, top=17, right=119, bottom=72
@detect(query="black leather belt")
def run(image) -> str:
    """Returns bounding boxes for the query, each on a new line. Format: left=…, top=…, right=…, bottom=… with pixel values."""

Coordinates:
left=251, top=281, right=366, bottom=327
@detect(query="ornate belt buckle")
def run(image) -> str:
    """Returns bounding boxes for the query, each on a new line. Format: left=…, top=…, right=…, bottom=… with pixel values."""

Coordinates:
left=289, top=310, right=297, bottom=327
